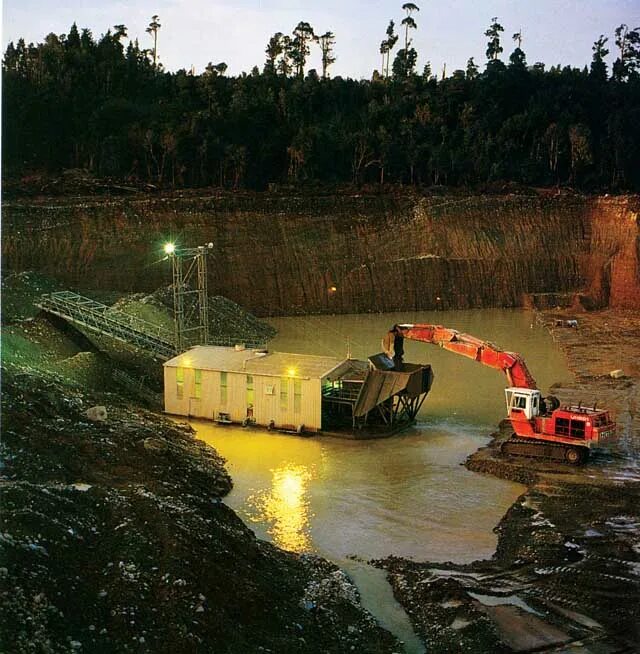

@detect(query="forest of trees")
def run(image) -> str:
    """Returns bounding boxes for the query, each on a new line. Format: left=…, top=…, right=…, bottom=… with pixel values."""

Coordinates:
left=2, top=13, right=640, bottom=192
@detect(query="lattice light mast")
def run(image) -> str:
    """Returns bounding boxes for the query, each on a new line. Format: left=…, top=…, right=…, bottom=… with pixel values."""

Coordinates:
left=164, top=242, right=213, bottom=351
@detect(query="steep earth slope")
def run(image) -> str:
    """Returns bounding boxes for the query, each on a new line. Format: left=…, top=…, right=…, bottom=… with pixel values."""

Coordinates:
left=3, top=191, right=638, bottom=316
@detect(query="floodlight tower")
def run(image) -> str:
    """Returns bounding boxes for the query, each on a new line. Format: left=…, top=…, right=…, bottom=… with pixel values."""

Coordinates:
left=164, top=242, right=213, bottom=351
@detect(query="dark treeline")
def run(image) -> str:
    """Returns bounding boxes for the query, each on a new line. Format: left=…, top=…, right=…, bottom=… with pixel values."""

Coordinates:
left=3, top=17, right=640, bottom=191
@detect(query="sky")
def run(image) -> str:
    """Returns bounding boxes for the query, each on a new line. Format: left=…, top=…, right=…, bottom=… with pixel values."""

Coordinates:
left=2, top=1, right=639, bottom=79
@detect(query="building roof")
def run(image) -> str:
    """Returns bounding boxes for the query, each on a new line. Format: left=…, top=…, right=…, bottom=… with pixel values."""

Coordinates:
left=164, top=345, right=347, bottom=379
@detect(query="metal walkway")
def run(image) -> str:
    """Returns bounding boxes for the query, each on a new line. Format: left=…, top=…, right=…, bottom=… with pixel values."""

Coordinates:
left=36, top=291, right=269, bottom=360
left=37, top=291, right=177, bottom=360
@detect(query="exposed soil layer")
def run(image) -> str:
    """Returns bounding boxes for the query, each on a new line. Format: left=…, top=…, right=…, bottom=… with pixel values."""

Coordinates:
left=3, top=191, right=639, bottom=316
left=376, top=310, right=640, bottom=652
left=1, top=288, right=399, bottom=653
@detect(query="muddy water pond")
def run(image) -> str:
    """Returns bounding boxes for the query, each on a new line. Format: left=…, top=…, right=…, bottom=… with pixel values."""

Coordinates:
left=191, top=309, right=572, bottom=652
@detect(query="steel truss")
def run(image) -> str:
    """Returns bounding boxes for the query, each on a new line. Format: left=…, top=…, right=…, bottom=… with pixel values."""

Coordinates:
left=37, top=291, right=176, bottom=360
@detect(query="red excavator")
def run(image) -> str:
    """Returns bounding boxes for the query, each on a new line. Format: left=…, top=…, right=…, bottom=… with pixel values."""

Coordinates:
left=383, top=324, right=617, bottom=464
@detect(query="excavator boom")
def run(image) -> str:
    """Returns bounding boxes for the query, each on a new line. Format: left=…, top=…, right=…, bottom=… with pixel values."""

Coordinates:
left=387, top=323, right=538, bottom=389
left=383, top=323, right=615, bottom=464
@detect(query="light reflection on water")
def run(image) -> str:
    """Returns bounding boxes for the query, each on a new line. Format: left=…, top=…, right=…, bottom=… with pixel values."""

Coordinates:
left=247, top=463, right=313, bottom=552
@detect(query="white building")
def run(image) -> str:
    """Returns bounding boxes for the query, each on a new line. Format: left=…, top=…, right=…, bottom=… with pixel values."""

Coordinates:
left=163, top=345, right=349, bottom=432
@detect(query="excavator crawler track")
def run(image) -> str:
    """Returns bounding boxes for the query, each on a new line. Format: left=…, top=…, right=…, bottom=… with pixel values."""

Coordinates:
left=501, top=437, right=589, bottom=465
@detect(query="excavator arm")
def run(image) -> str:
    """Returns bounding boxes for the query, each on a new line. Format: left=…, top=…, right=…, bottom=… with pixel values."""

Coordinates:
left=384, top=323, right=538, bottom=390
left=384, top=323, right=616, bottom=464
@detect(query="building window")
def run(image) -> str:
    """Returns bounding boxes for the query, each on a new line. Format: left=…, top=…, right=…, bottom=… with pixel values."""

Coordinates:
left=294, top=379, right=302, bottom=414
left=176, top=367, right=184, bottom=399
left=220, top=371, right=228, bottom=406
left=246, top=375, right=254, bottom=409
left=280, top=377, right=288, bottom=412
left=193, top=369, right=202, bottom=399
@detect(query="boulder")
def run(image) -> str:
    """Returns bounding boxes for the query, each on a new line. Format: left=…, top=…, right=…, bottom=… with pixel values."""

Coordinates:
left=85, top=406, right=107, bottom=421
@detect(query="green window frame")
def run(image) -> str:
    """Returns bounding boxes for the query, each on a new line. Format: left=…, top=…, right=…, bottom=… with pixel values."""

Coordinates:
left=220, top=371, right=228, bottom=406
left=193, top=369, right=202, bottom=399
left=176, top=367, right=184, bottom=399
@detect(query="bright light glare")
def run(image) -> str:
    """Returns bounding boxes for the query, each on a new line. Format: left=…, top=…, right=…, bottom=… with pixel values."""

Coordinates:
left=164, top=242, right=175, bottom=255
left=287, top=367, right=297, bottom=377
left=263, top=464, right=312, bottom=552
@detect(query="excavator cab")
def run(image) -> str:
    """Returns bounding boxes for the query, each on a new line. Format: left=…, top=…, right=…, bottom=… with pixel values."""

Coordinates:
left=504, top=388, right=542, bottom=420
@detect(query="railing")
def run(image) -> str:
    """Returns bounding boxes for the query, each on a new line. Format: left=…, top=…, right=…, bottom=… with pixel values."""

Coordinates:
left=322, top=385, right=362, bottom=403
left=37, top=291, right=176, bottom=360
left=36, top=291, right=269, bottom=359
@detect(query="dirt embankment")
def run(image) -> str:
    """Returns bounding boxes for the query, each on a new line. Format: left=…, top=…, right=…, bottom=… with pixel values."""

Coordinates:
left=377, top=310, right=640, bottom=652
left=3, top=191, right=638, bottom=316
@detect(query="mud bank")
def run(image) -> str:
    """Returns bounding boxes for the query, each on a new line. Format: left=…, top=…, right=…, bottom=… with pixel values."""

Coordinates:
left=0, top=312, right=399, bottom=653
left=3, top=191, right=639, bottom=315
left=376, top=310, right=640, bottom=652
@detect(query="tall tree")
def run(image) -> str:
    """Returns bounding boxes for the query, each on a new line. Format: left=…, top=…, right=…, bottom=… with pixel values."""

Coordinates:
left=265, top=32, right=284, bottom=74
left=590, top=35, right=609, bottom=81
left=277, top=35, right=292, bottom=76
left=290, top=21, right=315, bottom=77
left=66, top=23, right=81, bottom=50
left=509, top=30, right=526, bottom=68
left=393, top=5, right=419, bottom=78
left=485, top=17, right=504, bottom=63
left=612, top=24, right=640, bottom=81
left=384, top=20, right=399, bottom=77
left=317, top=31, right=336, bottom=79
left=401, top=3, right=419, bottom=54
left=146, top=14, right=161, bottom=68
left=379, top=39, right=389, bottom=77
left=512, top=30, right=522, bottom=49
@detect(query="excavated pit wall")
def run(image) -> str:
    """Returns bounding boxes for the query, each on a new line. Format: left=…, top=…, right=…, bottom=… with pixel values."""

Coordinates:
left=3, top=193, right=639, bottom=315
left=583, top=196, right=640, bottom=309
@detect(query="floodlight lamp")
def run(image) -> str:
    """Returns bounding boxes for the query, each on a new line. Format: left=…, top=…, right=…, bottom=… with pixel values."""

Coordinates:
left=287, top=367, right=297, bottom=378
left=164, top=242, right=176, bottom=255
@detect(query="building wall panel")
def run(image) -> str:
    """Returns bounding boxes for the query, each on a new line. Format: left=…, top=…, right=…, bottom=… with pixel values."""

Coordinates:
left=164, top=366, right=323, bottom=430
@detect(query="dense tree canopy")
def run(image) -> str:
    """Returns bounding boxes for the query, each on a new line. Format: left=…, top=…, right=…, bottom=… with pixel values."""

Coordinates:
left=3, top=18, right=640, bottom=191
